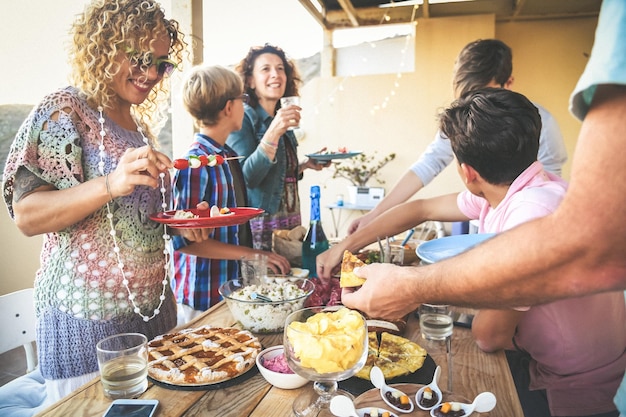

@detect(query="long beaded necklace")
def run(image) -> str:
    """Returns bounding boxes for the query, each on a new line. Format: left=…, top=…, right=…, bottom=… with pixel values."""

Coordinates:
left=97, top=106, right=170, bottom=322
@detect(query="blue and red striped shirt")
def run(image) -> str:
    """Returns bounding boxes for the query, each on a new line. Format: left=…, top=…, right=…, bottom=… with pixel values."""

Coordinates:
left=171, top=134, right=243, bottom=311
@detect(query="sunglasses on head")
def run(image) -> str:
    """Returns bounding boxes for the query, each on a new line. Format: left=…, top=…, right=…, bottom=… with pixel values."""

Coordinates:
left=126, top=49, right=177, bottom=77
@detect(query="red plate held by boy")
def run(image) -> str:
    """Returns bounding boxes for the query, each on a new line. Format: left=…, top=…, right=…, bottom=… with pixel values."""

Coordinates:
left=150, top=207, right=264, bottom=229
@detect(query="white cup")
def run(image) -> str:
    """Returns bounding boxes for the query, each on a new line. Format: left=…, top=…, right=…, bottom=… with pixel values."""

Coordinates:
left=96, top=333, right=148, bottom=399
left=280, top=96, right=300, bottom=130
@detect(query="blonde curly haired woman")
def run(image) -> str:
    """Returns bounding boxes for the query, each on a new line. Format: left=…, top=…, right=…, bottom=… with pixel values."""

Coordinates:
left=2, top=0, right=186, bottom=403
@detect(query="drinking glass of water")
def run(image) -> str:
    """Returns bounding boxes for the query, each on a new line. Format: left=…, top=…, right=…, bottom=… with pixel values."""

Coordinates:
left=96, top=333, right=148, bottom=399
left=418, top=304, right=454, bottom=391
left=419, top=304, right=453, bottom=340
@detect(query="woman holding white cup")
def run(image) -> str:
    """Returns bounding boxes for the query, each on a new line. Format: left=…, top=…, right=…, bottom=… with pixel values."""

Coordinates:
left=280, top=96, right=301, bottom=130
left=227, top=44, right=330, bottom=251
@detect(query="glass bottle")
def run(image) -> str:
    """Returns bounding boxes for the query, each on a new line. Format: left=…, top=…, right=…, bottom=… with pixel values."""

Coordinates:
left=302, top=185, right=329, bottom=277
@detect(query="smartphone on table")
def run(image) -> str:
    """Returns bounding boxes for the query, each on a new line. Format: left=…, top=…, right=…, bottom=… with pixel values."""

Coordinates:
left=103, top=399, right=159, bottom=417
left=451, top=311, right=474, bottom=328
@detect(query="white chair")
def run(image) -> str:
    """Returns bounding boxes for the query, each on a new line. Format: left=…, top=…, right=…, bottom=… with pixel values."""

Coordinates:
left=0, top=288, right=47, bottom=417
left=0, top=288, right=38, bottom=372
left=413, top=220, right=446, bottom=241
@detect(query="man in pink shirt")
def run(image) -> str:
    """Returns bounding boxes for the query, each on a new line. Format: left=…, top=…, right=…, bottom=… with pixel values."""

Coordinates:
left=316, top=88, right=569, bottom=274
left=318, top=88, right=625, bottom=416
left=442, top=89, right=624, bottom=417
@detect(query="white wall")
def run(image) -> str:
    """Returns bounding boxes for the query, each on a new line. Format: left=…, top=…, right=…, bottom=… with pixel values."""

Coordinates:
left=0, top=207, right=41, bottom=294
left=298, top=14, right=495, bottom=235
left=296, top=14, right=596, bottom=237
left=336, top=31, right=415, bottom=77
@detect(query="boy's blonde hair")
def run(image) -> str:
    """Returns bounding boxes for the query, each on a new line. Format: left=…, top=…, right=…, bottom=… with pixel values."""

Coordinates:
left=182, top=65, right=243, bottom=127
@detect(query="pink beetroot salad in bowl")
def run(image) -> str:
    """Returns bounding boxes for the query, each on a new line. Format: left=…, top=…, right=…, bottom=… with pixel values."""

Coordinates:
left=263, top=353, right=294, bottom=374
left=256, top=345, right=308, bottom=389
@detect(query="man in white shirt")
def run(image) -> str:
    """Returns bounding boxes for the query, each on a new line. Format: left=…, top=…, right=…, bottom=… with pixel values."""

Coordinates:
left=348, top=39, right=568, bottom=234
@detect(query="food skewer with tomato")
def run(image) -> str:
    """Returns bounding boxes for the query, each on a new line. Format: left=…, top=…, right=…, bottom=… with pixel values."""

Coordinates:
left=173, top=154, right=245, bottom=170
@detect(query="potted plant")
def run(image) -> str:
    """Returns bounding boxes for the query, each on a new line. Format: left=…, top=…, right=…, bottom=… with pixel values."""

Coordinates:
left=331, top=151, right=396, bottom=205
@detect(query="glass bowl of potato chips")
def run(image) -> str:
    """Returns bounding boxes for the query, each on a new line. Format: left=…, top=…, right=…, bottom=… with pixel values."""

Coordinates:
left=284, top=306, right=368, bottom=417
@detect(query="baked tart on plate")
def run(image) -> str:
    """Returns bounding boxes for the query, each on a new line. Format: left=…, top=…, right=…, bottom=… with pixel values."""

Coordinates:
left=147, top=325, right=262, bottom=386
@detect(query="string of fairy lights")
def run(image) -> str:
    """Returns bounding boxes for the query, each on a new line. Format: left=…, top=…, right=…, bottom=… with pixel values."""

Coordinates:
left=312, top=5, right=419, bottom=117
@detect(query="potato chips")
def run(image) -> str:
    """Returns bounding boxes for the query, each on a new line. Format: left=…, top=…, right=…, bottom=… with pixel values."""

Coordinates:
left=286, top=308, right=366, bottom=374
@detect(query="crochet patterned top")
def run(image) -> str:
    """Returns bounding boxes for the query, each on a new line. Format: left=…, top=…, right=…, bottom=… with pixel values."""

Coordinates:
left=2, top=87, right=176, bottom=379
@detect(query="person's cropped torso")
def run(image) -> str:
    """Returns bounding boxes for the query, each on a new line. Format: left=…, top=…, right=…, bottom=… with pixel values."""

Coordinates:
left=568, top=1, right=626, bottom=414
left=226, top=104, right=299, bottom=214
left=2, top=87, right=170, bottom=321
left=2, top=87, right=177, bottom=379
left=517, top=292, right=626, bottom=416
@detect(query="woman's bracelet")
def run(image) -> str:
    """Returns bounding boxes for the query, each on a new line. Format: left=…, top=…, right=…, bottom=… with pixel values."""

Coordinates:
left=261, top=140, right=278, bottom=149
left=105, top=174, right=114, bottom=201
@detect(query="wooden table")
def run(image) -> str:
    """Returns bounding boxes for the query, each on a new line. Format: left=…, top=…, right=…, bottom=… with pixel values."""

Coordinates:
left=34, top=303, right=523, bottom=417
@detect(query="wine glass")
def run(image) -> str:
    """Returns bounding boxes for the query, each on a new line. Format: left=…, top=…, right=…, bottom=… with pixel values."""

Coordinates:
left=284, top=306, right=368, bottom=417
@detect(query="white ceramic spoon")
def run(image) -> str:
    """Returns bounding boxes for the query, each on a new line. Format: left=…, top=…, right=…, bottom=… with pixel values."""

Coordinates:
left=330, top=395, right=359, bottom=417
left=415, top=366, right=443, bottom=410
left=370, top=366, right=414, bottom=414
left=429, top=392, right=497, bottom=417
left=329, top=394, right=400, bottom=417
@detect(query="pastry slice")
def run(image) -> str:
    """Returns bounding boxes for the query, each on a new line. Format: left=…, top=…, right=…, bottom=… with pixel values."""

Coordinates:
left=340, top=250, right=366, bottom=288
left=355, top=332, right=380, bottom=379
left=374, top=356, right=413, bottom=380
left=378, top=332, right=427, bottom=374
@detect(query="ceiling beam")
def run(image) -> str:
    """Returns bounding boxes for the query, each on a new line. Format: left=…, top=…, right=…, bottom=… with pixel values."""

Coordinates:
left=324, top=6, right=415, bottom=28
left=299, top=0, right=600, bottom=31
left=496, top=11, right=600, bottom=22
left=336, top=0, right=362, bottom=26
left=298, top=0, right=329, bottom=30
left=511, top=0, right=527, bottom=21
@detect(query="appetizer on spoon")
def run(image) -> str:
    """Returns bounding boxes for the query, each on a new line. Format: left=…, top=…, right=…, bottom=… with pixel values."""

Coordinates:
left=330, top=394, right=398, bottom=417
left=416, top=366, right=443, bottom=410
left=430, top=392, right=496, bottom=417
left=370, top=366, right=414, bottom=413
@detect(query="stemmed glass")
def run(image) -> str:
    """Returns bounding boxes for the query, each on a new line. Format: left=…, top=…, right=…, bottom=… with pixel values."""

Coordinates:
left=284, top=306, right=368, bottom=417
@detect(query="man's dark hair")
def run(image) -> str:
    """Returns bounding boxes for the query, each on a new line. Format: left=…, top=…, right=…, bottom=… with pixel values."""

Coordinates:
left=453, top=39, right=513, bottom=98
left=439, top=88, right=541, bottom=185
